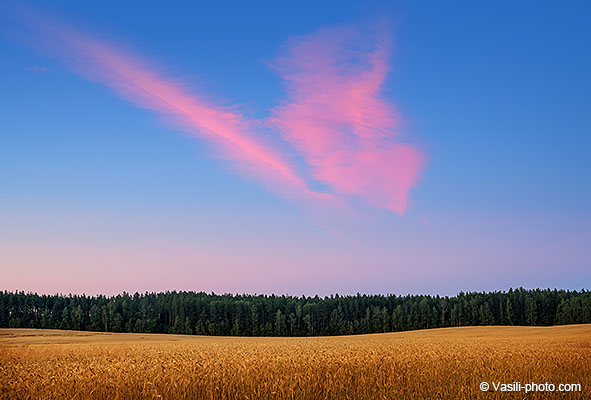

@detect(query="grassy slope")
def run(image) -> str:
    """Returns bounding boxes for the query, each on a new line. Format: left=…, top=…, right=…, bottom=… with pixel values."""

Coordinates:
left=1, top=325, right=590, bottom=399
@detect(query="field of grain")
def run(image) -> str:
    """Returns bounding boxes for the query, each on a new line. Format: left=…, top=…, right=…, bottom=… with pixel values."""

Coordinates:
left=1, top=325, right=589, bottom=399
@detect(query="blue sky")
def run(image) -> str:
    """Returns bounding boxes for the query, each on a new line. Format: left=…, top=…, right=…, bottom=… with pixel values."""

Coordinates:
left=1, top=0, right=589, bottom=296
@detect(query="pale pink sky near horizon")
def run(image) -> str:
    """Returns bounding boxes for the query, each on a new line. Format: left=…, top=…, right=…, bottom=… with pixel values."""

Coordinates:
left=1, top=201, right=588, bottom=296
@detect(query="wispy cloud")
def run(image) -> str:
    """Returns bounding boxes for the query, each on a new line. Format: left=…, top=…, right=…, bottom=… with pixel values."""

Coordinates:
left=269, top=25, right=425, bottom=214
left=6, top=7, right=425, bottom=215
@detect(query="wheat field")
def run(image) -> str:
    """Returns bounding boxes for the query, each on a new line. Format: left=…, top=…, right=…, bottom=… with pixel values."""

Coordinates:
left=1, top=325, right=589, bottom=399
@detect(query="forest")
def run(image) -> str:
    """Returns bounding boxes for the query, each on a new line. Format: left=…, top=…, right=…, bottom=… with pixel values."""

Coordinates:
left=1, top=288, right=590, bottom=336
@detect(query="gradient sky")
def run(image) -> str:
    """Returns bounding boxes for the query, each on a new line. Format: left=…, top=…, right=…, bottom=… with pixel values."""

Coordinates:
left=1, top=1, right=589, bottom=296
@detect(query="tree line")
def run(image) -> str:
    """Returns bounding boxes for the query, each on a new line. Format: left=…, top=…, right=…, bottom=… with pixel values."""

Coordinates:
left=1, top=288, right=590, bottom=336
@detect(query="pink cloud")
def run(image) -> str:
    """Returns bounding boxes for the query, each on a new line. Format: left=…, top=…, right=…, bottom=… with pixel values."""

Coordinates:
left=10, top=8, right=424, bottom=215
left=269, top=26, right=425, bottom=213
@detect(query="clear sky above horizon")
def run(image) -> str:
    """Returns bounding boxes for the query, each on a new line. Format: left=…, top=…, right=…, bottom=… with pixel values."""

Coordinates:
left=1, top=0, right=589, bottom=296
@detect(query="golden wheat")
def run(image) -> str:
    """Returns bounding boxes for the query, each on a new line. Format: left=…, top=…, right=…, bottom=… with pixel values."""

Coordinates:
left=1, top=325, right=589, bottom=399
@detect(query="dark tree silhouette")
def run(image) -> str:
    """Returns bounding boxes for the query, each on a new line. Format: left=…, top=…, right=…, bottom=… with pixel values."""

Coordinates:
left=0, top=288, right=589, bottom=336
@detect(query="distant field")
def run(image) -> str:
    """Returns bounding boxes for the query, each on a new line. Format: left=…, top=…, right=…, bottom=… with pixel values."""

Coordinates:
left=1, top=326, right=590, bottom=399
